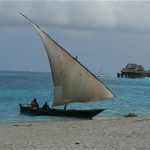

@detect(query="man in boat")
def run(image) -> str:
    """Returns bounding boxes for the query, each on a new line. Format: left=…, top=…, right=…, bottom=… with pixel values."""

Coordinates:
left=64, top=104, right=67, bottom=110
left=42, top=102, right=49, bottom=110
left=31, top=98, right=39, bottom=109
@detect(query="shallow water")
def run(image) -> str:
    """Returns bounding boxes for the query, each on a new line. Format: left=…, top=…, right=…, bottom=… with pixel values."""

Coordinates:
left=0, top=71, right=150, bottom=123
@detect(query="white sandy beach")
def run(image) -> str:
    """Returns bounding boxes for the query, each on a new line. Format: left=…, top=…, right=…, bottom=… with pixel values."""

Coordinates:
left=0, top=116, right=150, bottom=150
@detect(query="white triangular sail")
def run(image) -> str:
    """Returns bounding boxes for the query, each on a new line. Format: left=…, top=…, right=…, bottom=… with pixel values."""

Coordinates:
left=20, top=13, right=114, bottom=107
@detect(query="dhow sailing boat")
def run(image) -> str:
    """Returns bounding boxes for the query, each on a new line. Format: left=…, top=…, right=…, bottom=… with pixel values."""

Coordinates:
left=19, top=13, right=114, bottom=119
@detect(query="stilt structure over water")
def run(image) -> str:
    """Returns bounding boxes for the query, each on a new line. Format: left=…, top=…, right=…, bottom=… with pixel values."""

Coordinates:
left=117, top=63, right=150, bottom=78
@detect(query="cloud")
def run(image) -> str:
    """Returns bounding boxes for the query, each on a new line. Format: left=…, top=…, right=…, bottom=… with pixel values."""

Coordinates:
left=1, top=1, right=150, bottom=33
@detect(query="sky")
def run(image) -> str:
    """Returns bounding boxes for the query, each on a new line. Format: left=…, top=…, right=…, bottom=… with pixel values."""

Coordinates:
left=1, top=1, right=150, bottom=76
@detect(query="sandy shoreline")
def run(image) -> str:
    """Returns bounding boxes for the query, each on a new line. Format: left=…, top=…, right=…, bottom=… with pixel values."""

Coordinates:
left=0, top=116, right=150, bottom=150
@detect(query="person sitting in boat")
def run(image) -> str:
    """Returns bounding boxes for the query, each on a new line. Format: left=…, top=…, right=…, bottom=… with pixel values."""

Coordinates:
left=31, top=98, right=39, bottom=109
left=42, top=102, right=49, bottom=110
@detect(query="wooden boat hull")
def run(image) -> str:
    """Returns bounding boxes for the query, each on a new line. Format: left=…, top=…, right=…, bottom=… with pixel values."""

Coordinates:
left=19, top=104, right=105, bottom=119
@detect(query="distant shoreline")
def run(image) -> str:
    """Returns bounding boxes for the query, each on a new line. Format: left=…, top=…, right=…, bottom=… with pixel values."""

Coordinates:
left=0, top=70, right=50, bottom=74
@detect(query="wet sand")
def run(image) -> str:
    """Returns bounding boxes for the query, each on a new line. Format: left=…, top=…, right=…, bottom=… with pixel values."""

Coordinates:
left=0, top=116, right=150, bottom=150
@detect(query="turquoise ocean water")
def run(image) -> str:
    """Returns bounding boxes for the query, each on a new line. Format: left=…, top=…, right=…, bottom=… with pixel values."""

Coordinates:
left=0, top=70, right=150, bottom=123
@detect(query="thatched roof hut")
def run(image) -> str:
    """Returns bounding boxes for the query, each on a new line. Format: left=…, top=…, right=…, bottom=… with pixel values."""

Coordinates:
left=118, top=63, right=147, bottom=78
left=122, top=64, right=145, bottom=73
